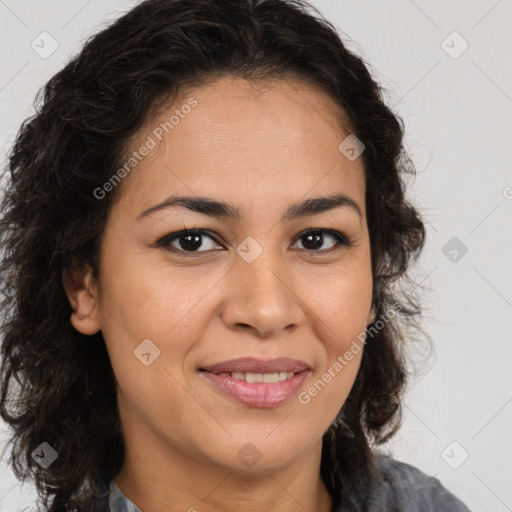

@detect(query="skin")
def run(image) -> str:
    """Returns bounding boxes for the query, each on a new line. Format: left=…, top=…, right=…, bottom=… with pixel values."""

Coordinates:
left=64, top=76, right=375, bottom=512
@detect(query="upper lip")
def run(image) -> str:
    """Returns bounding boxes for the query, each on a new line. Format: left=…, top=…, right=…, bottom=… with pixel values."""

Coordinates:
left=200, top=357, right=311, bottom=374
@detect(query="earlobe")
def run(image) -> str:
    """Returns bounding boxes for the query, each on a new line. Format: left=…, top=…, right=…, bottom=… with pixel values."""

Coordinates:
left=62, top=265, right=101, bottom=335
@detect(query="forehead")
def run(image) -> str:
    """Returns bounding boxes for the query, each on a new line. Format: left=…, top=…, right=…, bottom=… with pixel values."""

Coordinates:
left=113, top=76, right=366, bottom=221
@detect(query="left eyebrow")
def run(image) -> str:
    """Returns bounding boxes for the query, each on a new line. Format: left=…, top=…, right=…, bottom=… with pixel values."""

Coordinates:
left=135, top=193, right=363, bottom=222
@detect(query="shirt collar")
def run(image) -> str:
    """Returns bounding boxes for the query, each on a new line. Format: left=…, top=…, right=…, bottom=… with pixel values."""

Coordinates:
left=109, top=480, right=142, bottom=512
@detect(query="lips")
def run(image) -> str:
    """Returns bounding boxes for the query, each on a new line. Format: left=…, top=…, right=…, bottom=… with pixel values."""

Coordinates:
left=200, top=357, right=311, bottom=374
left=199, top=357, right=312, bottom=408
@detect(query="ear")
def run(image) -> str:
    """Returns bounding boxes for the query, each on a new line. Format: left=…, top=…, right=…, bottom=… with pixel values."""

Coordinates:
left=62, top=264, right=101, bottom=335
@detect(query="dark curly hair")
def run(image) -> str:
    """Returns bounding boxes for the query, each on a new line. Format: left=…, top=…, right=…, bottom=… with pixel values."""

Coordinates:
left=0, top=0, right=429, bottom=510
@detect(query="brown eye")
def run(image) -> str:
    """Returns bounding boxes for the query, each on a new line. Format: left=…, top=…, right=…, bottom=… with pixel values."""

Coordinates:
left=293, top=229, right=352, bottom=252
left=158, top=229, right=221, bottom=253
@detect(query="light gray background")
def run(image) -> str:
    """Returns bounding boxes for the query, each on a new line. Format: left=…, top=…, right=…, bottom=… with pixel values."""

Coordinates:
left=1, top=1, right=511, bottom=510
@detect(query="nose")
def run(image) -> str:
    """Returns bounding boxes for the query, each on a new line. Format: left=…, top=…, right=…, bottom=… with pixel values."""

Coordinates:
left=220, top=248, right=305, bottom=339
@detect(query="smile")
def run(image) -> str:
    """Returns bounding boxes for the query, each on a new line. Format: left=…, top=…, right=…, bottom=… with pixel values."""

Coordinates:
left=199, top=356, right=312, bottom=408
left=217, top=371, right=295, bottom=383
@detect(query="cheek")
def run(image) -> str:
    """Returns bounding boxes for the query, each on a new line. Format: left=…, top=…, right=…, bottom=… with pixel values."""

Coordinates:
left=98, top=249, right=216, bottom=386
left=298, top=274, right=369, bottom=422
left=99, top=239, right=200, bottom=331
left=299, top=263, right=371, bottom=408
left=307, top=264, right=372, bottom=344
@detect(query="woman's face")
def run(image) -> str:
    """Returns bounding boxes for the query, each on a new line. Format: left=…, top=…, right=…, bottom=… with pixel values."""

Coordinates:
left=69, top=76, right=373, bottom=475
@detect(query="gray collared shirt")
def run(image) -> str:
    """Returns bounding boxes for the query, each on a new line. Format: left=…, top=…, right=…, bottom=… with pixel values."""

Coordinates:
left=108, top=480, right=142, bottom=512
left=101, top=454, right=472, bottom=511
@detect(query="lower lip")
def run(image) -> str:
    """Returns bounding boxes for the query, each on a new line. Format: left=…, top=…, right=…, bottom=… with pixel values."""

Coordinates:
left=200, top=370, right=311, bottom=408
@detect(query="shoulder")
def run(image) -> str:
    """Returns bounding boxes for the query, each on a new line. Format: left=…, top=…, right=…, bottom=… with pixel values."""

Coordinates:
left=361, top=452, right=472, bottom=512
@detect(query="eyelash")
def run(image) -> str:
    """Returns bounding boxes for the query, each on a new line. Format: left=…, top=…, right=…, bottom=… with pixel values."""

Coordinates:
left=156, top=228, right=354, bottom=256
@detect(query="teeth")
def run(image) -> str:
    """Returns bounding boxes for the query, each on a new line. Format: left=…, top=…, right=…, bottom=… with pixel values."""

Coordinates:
left=219, top=371, right=295, bottom=383
left=262, top=373, right=279, bottom=383
left=246, top=372, right=262, bottom=383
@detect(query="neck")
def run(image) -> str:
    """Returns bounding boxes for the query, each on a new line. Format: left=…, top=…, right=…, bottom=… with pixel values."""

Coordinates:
left=114, top=425, right=333, bottom=512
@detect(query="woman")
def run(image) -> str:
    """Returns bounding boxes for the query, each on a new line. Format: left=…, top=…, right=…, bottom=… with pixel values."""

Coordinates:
left=0, top=0, right=472, bottom=511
